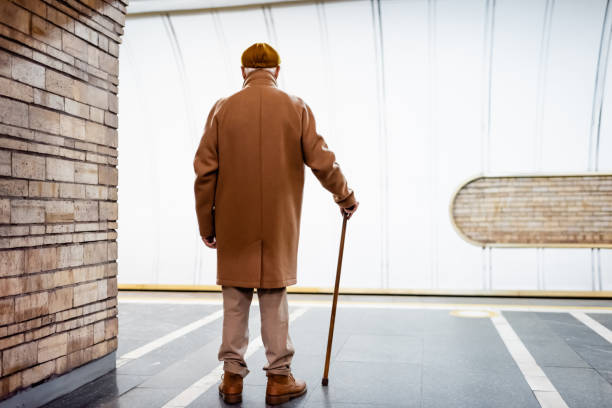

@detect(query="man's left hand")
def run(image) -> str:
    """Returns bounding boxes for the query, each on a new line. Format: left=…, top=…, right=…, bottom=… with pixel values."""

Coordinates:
left=202, top=235, right=217, bottom=249
left=340, top=201, right=359, bottom=220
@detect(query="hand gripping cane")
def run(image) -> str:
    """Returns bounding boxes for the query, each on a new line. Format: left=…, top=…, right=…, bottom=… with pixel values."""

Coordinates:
left=321, top=211, right=349, bottom=386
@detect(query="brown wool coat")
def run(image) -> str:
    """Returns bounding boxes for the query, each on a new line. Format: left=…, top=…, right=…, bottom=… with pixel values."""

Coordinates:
left=193, top=69, right=356, bottom=288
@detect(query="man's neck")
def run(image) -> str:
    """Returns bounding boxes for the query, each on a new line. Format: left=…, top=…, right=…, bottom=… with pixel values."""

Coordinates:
left=242, top=69, right=278, bottom=88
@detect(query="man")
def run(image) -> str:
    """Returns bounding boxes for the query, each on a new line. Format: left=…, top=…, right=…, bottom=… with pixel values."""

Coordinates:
left=193, top=42, right=358, bottom=405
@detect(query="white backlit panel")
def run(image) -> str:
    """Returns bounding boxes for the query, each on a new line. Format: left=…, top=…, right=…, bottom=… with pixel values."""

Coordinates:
left=118, top=0, right=612, bottom=293
left=433, top=0, right=485, bottom=289
left=540, top=0, right=607, bottom=172
left=317, top=0, right=382, bottom=288
left=542, top=248, right=592, bottom=290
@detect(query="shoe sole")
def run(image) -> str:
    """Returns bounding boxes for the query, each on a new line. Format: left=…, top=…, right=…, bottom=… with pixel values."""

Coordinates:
left=265, top=386, right=307, bottom=405
left=219, top=389, right=242, bottom=404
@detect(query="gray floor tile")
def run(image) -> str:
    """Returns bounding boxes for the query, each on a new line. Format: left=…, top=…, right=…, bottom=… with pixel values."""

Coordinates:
left=116, top=387, right=181, bottom=408
left=422, top=314, right=518, bottom=371
left=545, top=366, right=612, bottom=408
left=136, top=337, right=225, bottom=389
left=291, top=331, right=351, bottom=359
left=599, top=369, right=612, bottom=384
left=116, top=325, right=222, bottom=377
left=115, top=374, right=151, bottom=396
left=587, top=313, right=612, bottom=332
left=535, top=312, right=612, bottom=375
left=421, top=363, right=540, bottom=408
left=117, top=304, right=222, bottom=356
left=306, top=361, right=421, bottom=406
left=335, top=334, right=423, bottom=364
left=537, top=312, right=610, bottom=346
left=507, top=311, right=612, bottom=406
left=503, top=311, right=590, bottom=368
left=293, top=308, right=427, bottom=336
left=304, top=403, right=390, bottom=407
left=423, top=338, right=518, bottom=371
left=97, top=400, right=120, bottom=408
left=422, top=310, right=507, bottom=338
left=569, top=343, right=612, bottom=373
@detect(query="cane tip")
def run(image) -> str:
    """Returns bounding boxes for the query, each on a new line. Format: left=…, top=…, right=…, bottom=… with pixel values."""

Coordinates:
left=322, top=378, right=328, bottom=386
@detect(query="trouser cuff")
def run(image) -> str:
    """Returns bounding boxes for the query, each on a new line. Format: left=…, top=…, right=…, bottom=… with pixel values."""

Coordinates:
left=223, top=361, right=250, bottom=378
left=265, top=367, right=291, bottom=376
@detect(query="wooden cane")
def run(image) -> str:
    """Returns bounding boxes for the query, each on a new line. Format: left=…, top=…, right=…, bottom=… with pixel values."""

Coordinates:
left=321, top=211, right=349, bottom=386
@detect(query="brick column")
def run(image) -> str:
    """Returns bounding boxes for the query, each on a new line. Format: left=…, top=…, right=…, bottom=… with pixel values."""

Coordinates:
left=0, top=0, right=125, bottom=400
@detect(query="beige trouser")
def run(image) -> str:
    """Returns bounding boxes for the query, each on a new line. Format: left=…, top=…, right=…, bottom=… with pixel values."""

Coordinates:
left=217, top=286, right=295, bottom=378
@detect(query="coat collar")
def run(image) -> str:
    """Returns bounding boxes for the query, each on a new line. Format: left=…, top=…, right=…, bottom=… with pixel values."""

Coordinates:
left=242, top=68, right=278, bottom=88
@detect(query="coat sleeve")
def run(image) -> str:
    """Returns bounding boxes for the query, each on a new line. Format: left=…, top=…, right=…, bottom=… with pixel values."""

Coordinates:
left=194, top=99, right=222, bottom=238
left=300, top=101, right=357, bottom=208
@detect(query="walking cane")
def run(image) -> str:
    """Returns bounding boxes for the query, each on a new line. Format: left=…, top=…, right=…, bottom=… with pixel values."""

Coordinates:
left=321, top=211, right=349, bottom=386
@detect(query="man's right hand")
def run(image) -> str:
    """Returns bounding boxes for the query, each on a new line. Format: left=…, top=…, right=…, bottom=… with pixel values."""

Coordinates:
left=340, top=201, right=359, bottom=220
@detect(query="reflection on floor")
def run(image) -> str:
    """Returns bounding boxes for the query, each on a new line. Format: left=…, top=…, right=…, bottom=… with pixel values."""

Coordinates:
left=42, top=291, right=612, bottom=408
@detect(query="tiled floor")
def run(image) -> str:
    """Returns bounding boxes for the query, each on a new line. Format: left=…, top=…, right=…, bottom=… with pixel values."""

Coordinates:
left=42, top=291, right=612, bottom=408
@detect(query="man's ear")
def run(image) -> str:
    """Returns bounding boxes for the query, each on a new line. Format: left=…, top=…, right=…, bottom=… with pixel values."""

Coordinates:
left=274, top=65, right=280, bottom=79
left=241, top=66, right=246, bottom=79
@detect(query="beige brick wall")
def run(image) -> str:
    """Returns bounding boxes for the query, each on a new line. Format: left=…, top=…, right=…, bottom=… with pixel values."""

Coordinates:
left=0, top=0, right=125, bottom=400
left=451, top=175, right=612, bottom=246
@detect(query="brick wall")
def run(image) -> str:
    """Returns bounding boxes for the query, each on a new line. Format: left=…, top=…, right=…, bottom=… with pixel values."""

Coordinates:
left=0, top=0, right=125, bottom=400
left=451, top=175, right=612, bottom=246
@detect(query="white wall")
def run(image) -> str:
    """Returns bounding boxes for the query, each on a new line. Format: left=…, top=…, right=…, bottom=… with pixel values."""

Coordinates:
left=117, top=0, right=612, bottom=291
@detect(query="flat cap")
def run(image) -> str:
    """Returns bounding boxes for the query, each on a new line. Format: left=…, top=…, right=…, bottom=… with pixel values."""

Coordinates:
left=241, top=42, right=281, bottom=68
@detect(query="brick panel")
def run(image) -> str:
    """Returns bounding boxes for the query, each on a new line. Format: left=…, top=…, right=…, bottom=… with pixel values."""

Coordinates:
left=0, top=0, right=125, bottom=401
left=451, top=175, right=612, bottom=247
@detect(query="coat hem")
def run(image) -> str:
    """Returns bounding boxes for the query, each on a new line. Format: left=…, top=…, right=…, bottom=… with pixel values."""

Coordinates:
left=217, top=277, right=297, bottom=289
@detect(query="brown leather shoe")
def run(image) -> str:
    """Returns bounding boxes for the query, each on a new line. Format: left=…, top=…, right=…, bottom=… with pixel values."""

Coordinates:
left=265, top=373, right=307, bottom=405
left=218, top=371, right=243, bottom=404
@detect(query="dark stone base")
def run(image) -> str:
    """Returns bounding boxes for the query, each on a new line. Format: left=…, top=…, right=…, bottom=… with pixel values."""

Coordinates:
left=0, top=352, right=116, bottom=408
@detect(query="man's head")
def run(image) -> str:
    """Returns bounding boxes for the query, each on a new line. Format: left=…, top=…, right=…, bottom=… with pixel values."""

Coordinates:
left=241, top=42, right=281, bottom=80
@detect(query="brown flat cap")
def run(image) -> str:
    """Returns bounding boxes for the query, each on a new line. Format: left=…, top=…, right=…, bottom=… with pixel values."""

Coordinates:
left=241, top=42, right=281, bottom=68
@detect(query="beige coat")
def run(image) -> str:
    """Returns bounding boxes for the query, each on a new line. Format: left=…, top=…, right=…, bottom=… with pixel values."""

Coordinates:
left=193, top=69, right=356, bottom=288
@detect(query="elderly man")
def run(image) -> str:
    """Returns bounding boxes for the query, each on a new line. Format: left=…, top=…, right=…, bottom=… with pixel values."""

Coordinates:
left=193, top=42, right=358, bottom=405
